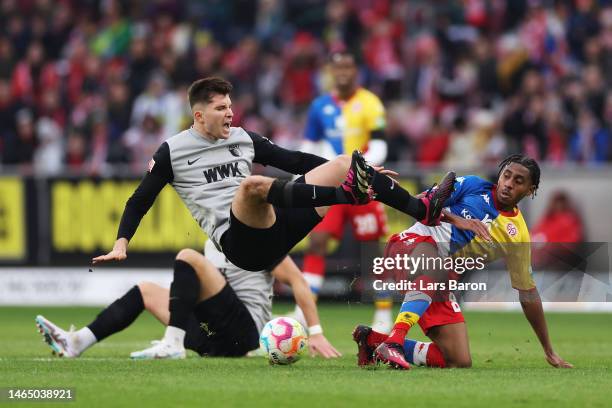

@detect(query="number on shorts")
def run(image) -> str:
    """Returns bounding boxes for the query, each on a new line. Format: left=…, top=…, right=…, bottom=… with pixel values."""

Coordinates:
left=354, top=214, right=378, bottom=236
left=449, top=292, right=461, bottom=313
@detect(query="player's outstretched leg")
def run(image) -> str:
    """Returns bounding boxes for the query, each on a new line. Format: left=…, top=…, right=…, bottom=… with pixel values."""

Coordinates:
left=366, top=162, right=456, bottom=226
left=35, top=285, right=145, bottom=358
left=130, top=249, right=226, bottom=360
left=35, top=316, right=85, bottom=358
left=264, top=151, right=373, bottom=210
left=130, top=257, right=200, bottom=359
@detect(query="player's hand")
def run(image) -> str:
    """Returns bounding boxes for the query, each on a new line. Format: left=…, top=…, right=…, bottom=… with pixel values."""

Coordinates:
left=545, top=350, right=573, bottom=368
left=308, top=333, right=342, bottom=359
left=446, top=215, right=493, bottom=242
left=92, top=238, right=128, bottom=264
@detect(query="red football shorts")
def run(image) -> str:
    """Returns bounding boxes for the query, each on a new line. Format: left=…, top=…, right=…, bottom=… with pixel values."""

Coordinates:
left=313, top=201, right=388, bottom=241
left=385, top=230, right=465, bottom=334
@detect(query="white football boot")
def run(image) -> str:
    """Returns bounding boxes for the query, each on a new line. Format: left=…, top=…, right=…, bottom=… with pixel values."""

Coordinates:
left=35, top=315, right=81, bottom=358
left=130, top=340, right=186, bottom=360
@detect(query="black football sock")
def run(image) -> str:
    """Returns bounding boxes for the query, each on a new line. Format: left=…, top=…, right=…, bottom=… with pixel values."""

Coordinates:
left=371, top=172, right=426, bottom=219
left=87, top=285, right=144, bottom=341
left=168, top=259, right=200, bottom=331
left=266, top=179, right=350, bottom=208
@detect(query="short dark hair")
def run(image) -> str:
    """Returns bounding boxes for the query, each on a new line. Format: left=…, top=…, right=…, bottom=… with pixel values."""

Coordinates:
left=497, top=154, right=541, bottom=195
left=187, top=77, right=233, bottom=108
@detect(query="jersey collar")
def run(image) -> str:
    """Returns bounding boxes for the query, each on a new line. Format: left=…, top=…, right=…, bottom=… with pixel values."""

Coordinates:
left=331, top=87, right=360, bottom=106
left=492, top=185, right=519, bottom=217
left=189, top=126, right=220, bottom=144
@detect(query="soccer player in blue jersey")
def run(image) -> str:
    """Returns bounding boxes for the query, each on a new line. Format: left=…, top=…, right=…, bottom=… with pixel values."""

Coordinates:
left=353, top=155, right=573, bottom=369
left=294, top=51, right=394, bottom=332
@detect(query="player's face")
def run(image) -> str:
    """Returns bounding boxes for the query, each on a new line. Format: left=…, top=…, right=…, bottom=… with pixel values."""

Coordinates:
left=496, top=163, right=536, bottom=208
left=331, top=56, right=358, bottom=92
left=194, top=93, right=233, bottom=140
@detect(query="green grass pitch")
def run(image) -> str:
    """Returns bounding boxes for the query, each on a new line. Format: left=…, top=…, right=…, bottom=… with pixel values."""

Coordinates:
left=1, top=304, right=611, bottom=407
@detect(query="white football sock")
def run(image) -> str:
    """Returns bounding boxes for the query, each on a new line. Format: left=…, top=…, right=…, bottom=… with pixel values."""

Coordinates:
left=74, top=327, right=97, bottom=354
left=412, top=341, right=431, bottom=366
left=163, top=326, right=186, bottom=347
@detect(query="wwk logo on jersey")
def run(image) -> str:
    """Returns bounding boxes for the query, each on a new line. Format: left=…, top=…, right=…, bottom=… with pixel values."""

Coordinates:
left=203, top=162, right=242, bottom=183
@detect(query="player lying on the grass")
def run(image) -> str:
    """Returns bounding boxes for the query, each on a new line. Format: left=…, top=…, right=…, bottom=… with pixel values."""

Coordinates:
left=353, top=154, right=573, bottom=369
left=92, top=76, right=456, bottom=274
left=36, top=240, right=341, bottom=359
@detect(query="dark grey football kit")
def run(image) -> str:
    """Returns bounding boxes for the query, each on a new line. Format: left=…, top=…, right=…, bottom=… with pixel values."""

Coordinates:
left=115, top=126, right=327, bottom=356
left=117, top=126, right=328, bottom=272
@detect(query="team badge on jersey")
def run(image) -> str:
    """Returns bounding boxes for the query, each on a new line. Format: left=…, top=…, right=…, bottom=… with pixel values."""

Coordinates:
left=506, top=222, right=518, bottom=237
left=147, top=158, right=156, bottom=173
left=228, top=144, right=243, bottom=157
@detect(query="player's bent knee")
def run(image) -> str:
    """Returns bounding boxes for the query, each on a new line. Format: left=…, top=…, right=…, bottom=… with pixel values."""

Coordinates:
left=175, top=248, right=201, bottom=265
left=137, top=281, right=161, bottom=309
left=334, top=154, right=350, bottom=171
left=239, top=175, right=271, bottom=200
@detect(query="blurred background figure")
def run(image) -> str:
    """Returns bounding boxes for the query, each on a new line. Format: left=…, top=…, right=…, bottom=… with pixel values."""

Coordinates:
left=531, top=191, right=585, bottom=270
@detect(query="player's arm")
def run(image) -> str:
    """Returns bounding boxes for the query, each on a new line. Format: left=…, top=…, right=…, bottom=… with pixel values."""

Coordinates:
left=441, top=210, right=492, bottom=241
left=508, top=242, right=572, bottom=368
left=519, top=287, right=573, bottom=368
left=92, top=143, right=173, bottom=264
left=362, top=96, right=388, bottom=166
left=248, top=131, right=329, bottom=175
left=271, top=257, right=342, bottom=358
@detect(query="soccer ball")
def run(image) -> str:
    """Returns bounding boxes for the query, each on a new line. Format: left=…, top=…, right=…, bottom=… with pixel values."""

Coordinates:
left=259, top=317, right=308, bottom=365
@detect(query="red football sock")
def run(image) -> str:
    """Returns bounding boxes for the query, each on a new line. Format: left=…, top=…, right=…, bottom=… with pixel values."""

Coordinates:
left=425, top=342, right=446, bottom=368
left=406, top=340, right=447, bottom=368
left=385, top=275, right=436, bottom=345
left=366, top=329, right=388, bottom=347
left=385, top=323, right=411, bottom=345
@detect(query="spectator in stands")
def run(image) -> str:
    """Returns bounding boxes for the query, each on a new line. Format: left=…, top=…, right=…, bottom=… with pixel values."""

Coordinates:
left=1, top=0, right=611, bottom=175
left=531, top=190, right=585, bottom=270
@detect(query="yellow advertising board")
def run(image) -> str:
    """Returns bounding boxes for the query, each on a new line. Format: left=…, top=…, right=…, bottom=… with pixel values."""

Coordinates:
left=51, top=180, right=206, bottom=253
left=0, top=178, right=25, bottom=260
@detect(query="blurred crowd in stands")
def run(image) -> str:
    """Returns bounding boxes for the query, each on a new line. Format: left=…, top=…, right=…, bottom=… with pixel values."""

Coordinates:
left=0, top=0, right=611, bottom=176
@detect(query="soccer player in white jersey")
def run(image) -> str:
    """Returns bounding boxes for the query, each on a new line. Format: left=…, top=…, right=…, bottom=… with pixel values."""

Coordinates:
left=36, top=240, right=341, bottom=359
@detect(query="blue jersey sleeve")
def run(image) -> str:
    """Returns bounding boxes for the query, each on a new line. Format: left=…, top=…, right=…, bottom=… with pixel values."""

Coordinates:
left=304, top=101, right=323, bottom=141
left=444, top=175, right=489, bottom=207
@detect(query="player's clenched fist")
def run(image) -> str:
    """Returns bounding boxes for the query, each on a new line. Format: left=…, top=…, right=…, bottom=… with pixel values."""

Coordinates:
left=92, top=238, right=128, bottom=264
